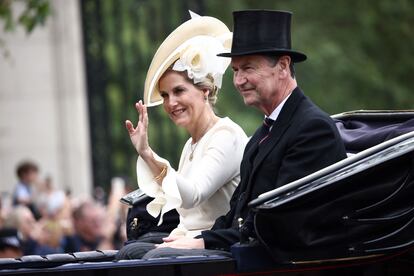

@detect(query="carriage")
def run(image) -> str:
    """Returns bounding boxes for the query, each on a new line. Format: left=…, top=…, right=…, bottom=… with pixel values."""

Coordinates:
left=1, top=110, right=413, bottom=275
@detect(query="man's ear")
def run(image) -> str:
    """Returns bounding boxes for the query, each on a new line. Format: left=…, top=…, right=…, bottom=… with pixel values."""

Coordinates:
left=278, top=56, right=291, bottom=78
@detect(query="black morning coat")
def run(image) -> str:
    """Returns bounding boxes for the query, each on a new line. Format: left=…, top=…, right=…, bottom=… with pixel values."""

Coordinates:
left=200, top=87, right=347, bottom=251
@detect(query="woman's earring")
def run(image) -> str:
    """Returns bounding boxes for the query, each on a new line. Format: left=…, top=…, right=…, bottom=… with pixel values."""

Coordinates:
left=204, top=96, right=208, bottom=101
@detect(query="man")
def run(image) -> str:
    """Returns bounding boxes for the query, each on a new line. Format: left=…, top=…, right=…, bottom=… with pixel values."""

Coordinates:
left=117, top=10, right=346, bottom=259
left=64, top=201, right=106, bottom=252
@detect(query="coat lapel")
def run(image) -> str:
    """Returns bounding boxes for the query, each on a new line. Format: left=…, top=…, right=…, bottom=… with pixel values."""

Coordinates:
left=248, top=87, right=305, bottom=189
left=239, top=126, right=264, bottom=189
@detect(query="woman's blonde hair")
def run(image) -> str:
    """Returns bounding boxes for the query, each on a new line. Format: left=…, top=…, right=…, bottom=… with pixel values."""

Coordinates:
left=195, top=74, right=219, bottom=106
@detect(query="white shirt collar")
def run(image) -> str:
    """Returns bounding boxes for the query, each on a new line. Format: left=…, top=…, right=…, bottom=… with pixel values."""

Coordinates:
left=266, top=92, right=292, bottom=121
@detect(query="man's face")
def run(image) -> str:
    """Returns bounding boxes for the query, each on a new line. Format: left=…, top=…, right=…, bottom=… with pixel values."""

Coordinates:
left=231, top=55, right=280, bottom=110
left=75, top=206, right=104, bottom=242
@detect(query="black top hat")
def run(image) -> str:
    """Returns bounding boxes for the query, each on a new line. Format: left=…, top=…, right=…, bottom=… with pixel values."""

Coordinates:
left=218, top=10, right=307, bottom=62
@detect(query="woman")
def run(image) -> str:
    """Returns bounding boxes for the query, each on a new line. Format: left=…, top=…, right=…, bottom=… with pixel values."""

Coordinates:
left=124, top=13, right=247, bottom=242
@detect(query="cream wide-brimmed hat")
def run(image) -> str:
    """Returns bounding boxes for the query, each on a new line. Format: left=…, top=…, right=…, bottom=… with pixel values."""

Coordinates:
left=143, top=11, right=232, bottom=106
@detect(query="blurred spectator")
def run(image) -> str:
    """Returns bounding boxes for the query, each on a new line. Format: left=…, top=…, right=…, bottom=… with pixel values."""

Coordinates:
left=12, top=161, right=41, bottom=219
left=101, top=177, right=128, bottom=249
left=0, top=228, right=23, bottom=258
left=3, top=205, right=42, bottom=255
left=64, top=201, right=105, bottom=252
left=0, top=196, right=3, bottom=228
left=93, top=186, right=106, bottom=205
left=2, top=164, right=129, bottom=256
left=35, top=176, right=66, bottom=218
left=55, top=192, right=75, bottom=238
left=34, top=220, right=65, bottom=255
left=63, top=179, right=128, bottom=252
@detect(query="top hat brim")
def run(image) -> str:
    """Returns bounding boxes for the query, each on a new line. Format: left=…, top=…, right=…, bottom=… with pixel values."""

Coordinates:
left=218, top=48, right=307, bottom=62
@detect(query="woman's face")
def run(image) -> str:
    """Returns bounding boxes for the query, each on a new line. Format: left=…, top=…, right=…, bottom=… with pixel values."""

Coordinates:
left=159, top=71, right=208, bottom=129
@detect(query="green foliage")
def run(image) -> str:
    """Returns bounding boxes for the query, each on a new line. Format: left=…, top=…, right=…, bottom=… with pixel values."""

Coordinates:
left=0, top=0, right=50, bottom=33
left=82, top=0, right=414, bottom=190
left=0, top=0, right=50, bottom=58
left=0, top=1, right=13, bottom=30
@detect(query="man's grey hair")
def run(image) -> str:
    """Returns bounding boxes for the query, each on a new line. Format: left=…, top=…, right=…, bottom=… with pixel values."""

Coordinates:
left=263, top=55, right=295, bottom=78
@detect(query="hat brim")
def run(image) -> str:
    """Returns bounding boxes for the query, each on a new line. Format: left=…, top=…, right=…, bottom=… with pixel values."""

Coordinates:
left=218, top=48, right=307, bottom=62
left=144, top=16, right=231, bottom=107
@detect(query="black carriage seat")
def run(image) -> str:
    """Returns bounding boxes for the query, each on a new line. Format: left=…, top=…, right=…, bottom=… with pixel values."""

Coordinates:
left=0, top=250, right=118, bottom=271
left=0, top=254, right=235, bottom=276
left=71, top=249, right=117, bottom=262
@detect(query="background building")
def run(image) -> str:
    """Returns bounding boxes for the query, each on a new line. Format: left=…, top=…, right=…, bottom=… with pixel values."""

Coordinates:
left=0, top=1, right=92, bottom=199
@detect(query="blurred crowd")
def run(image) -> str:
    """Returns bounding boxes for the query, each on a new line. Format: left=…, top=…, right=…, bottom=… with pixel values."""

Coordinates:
left=0, top=160, right=130, bottom=258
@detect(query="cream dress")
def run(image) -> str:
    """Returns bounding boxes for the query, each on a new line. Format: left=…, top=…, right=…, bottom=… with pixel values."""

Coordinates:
left=136, top=117, right=247, bottom=237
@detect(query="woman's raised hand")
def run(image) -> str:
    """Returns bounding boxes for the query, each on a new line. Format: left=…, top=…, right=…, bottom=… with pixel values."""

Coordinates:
left=125, top=100, right=151, bottom=158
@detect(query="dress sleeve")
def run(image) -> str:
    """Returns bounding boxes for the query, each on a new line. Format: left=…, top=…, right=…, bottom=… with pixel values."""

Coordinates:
left=136, top=153, right=182, bottom=226
left=136, top=127, right=245, bottom=226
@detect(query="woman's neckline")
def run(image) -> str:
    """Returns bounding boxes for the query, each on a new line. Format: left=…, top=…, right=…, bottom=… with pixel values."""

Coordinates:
left=190, top=116, right=223, bottom=145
